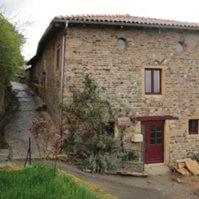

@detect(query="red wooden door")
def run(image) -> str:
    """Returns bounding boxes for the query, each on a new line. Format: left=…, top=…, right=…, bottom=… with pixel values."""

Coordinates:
left=144, top=121, right=164, bottom=164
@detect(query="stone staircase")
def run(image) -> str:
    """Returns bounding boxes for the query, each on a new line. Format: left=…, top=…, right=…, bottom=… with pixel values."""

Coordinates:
left=0, top=148, right=9, bottom=162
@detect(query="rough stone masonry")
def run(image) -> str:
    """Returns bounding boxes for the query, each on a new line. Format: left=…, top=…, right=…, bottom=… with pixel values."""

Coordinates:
left=29, top=16, right=199, bottom=165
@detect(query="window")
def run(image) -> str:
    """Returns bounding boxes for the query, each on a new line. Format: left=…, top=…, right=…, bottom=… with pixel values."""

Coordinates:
left=56, top=47, right=61, bottom=70
left=189, top=119, right=198, bottom=135
left=145, top=69, right=161, bottom=94
left=176, top=42, right=184, bottom=53
left=116, top=38, right=126, bottom=50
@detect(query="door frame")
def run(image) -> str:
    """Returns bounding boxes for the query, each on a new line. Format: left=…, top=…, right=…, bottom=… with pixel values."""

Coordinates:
left=142, top=120, right=165, bottom=164
left=137, top=115, right=178, bottom=165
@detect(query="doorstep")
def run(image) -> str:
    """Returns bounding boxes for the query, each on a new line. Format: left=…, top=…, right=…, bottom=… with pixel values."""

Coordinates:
left=144, top=163, right=170, bottom=175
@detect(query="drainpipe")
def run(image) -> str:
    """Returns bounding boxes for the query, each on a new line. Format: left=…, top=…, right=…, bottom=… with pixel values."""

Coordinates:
left=60, top=21, right=68, bottom=137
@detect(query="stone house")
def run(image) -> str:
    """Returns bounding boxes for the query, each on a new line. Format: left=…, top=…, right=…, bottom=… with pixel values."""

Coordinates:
left=27, top=15, right=199, bottom=167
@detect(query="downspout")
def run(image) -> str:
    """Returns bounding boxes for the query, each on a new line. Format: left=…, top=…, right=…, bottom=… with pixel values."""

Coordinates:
left=60, top=21, right=68, bottom=137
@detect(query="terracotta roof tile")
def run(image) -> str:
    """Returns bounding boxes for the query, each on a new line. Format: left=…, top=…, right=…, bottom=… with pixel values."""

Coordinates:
left=54, top=14, right=199, bottom=29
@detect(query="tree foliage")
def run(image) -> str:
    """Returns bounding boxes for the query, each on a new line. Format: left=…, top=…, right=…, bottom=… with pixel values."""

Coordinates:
left=0, top=12, right=23, bottom=86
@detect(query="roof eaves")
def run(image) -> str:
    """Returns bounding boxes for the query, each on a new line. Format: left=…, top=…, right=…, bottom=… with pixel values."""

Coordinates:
left=27, top=20, right=66, bottom=65
left=67, top=19, right=199, bottom=31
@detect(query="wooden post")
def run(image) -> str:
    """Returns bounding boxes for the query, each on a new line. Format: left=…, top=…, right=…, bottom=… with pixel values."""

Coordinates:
left=29, top=137, right=32, bottom=165
left=24, top=137, right=32, bottom=167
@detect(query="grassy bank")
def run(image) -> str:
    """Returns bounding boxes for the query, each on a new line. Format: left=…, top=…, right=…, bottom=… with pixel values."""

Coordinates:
left=0, top=165, right=107, bottom=199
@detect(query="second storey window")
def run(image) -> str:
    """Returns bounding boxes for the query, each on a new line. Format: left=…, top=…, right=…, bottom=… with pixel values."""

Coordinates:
left=145, top=68, right=161, bottom=94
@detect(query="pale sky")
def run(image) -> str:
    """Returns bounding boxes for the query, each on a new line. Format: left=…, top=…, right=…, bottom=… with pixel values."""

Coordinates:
left=1, top=0, right=199, bottom=61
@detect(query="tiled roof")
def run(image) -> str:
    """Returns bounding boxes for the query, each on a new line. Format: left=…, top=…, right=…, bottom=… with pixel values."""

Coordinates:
left=27, top=14, right=199, bottom=65
left=54, top=14, right=199, bottom=30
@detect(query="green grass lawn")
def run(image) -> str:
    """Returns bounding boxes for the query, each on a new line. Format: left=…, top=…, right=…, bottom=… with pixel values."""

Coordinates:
left=0, top=165, right=101, bottom=199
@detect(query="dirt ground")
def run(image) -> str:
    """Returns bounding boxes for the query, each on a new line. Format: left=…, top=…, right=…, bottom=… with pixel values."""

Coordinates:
left=181, top=176, right=199, bottom=198
left=53, top=161, right=199, bottom=199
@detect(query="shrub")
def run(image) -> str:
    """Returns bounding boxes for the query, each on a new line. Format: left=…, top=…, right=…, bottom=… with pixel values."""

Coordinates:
left=83, top=153, right=120, bottom=173
left=121, top=150, right=138, bottom=162
left=28, top=117, right=47, bottom=136
left=62, top=76, right=139, bottom=172
left=62, top=75, right=123, bottom=173
left=82, top=133, right=122, bottom=173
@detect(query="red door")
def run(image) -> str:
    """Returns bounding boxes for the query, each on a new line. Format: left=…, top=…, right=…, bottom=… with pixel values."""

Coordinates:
left=144, top=121, right=164, bottom=164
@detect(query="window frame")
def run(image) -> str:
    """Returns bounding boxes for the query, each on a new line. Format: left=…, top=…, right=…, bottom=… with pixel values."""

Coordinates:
left=189, top=119, right=199, bottom=135
left=145, top=68, right=162, bottom=95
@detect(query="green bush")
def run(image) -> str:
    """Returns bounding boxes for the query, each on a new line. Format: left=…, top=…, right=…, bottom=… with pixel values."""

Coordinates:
left=62, top=76, right=138, bottom=173
left=62, top=75, right=124, bottom=173
left=92, top=134, right=120, bottom=154
left=121, top=150, right=138, bottom=162
left=82, top=133, right=122, bottom=173
left=83, top=153, right=120, bottom=173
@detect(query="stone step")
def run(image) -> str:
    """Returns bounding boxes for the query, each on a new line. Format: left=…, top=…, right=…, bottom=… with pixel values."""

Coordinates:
left=145, top=164, right=170, bottom=175
left=0, top=148, right=9, bottom=161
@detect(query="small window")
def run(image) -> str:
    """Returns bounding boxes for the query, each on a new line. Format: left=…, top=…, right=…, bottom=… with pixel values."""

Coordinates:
left=145, top=69, right=162, bottom=94
left=116, top=38, right=126, bottom=50
left=176, top=41, right=185, bottom=53
left=189, top=120, right=198, bottom=135
left=56, top=47, right=61, bottom=70
left=176, top=42, right=184, bottom=53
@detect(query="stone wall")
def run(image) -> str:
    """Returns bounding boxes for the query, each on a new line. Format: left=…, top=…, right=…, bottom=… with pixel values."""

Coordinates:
left=63, top=25, right=199, bottom=162
left=31, top=31, right=64, bottom=125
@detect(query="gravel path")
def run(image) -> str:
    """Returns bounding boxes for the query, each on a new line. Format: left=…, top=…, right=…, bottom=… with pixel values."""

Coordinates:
left=4, top=82, right=42, bottom=160
left=55, top=161, right=199, bottom=199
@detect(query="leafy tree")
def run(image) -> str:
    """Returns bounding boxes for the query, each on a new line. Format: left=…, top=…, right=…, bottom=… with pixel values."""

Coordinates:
left=0, top=12, right=23, bottom=86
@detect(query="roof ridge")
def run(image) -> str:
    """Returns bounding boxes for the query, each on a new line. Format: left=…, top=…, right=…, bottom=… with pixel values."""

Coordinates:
left=54, top=14, right=199, bottom=26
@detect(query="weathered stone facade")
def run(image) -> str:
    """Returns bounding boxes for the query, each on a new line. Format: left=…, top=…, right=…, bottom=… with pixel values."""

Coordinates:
left=30, top=31, right=64, bottom=125
left=63, top=25, right=199, bottom=162
left=30, top=22, right=199, bottom=164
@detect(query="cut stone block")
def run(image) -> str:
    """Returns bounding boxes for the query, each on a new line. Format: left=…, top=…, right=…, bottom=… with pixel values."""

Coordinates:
left=176, top=167, right=190, bottom=176
left=185, top=159, right=199, bottom=176
left=177, top=162, right=186, bottom=169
